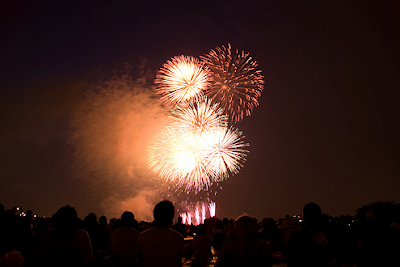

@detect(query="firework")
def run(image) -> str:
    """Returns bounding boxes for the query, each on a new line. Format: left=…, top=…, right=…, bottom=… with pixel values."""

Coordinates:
left=181, top=213, right=187, bottom=224
left=148, top=101, right=248, bottom=192
left=201, top=44, right=264, bottom=123
left=194, top=207, right=200, bottom=225
left=148, top=126, right=211, bottom=191
left=201, top=203, right=206, bottom=223
left=170, top=98, right=228, bottom=134
left=206, top=126, right=249, bottom=179
left=209, top=202, right=216, bottom=217
left=155, top=55, right=210, bottom=107
left=179, top=201, right=216, bottom=225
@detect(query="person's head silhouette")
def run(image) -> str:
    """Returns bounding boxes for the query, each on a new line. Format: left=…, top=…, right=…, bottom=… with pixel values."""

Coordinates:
left=52, top=205, right=78, bottom=236
left=235, top=215, right=256, bottom=239
left=121, top=211, right=135, bottom=227
left=153, top=200, right=175, bottom=227
left=303, top=202, right=322, bottom=228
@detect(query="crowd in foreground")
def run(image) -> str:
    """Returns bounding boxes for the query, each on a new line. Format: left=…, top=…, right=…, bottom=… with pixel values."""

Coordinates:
left=1, top=200, right=400, bottom=267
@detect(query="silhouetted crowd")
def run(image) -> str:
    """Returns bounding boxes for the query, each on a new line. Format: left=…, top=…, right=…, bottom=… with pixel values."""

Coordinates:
left=1, top=200, right=400, bottom=267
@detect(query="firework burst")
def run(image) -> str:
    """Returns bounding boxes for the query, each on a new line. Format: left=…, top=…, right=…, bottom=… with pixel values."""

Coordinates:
left=170, top=98, right=228, bottom=134
left=180, top=201, right=215, bottom=225
left=148, top=100, right=248, bottom=192
left=149, top=44, right=262, bottom=193
left=206, top=126, right=249, bottom=179
left=154, top=55, right=210, bottom=107
left=201, top=44, right=264, bottom=123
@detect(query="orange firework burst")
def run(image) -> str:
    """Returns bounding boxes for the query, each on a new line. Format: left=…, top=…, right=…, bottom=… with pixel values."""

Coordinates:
left=148, top=99, right=248, bottom=192
left=155, top=55, right=210, bottom=107
left=201, top=44, right=264, bottom=123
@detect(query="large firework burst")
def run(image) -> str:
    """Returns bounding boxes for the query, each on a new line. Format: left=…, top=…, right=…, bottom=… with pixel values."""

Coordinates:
left=154, top=55, right=210, bottom=107
left=201, top=44, right=264, bottom=123
left=148, top=99, right=248, bottom=192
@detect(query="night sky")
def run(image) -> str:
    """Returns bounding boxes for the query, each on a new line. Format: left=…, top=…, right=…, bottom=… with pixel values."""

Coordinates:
left=1, top=1, right=399, bottom=221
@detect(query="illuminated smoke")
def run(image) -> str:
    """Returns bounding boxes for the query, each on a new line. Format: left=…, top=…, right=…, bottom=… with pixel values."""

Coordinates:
left=69, top=43, right=263, bottom=220
left=69, top=64, right=169, bottom=220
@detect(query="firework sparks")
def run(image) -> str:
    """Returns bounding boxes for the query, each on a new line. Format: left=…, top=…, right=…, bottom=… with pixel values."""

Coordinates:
left=209, top=202, right=216, bottom=217
left=195, top=207, right=201, bottom=225
left=201, top=44, right=264, bottom=123
left=201, top=203, right=206, bottom=223
left=148, top=103, right=248, bottom=192
left=155, top=55, right=210, bottom=107
left=149, top=44, right=261, bottom=196
left=180, top=213, right=187, bottom=224
left=179, top=201, right=215, bottom=225
left=170, top=98, right=228, bottom=134
left=206, top=126, right=249, bottom=179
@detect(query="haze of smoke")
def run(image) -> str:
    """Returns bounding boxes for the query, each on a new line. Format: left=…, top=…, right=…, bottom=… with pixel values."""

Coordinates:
left=69, top=64, right=170, bottom=219
left=101, top=189, right=156, bottom=221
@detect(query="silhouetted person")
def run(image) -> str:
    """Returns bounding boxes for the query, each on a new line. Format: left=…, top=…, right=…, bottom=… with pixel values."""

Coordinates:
left=280, top=215, right=297, bottom=244
left=357, top=202, right=400, bottom=266
left=190, top=224, right=212, bottom=267
left=222, top=218, right=233, bottom=238
left=260, top=218, right=283, bottom=251
left=212, top=219, right=225, bottom=252
left=137, top=200, right=184, bottom=267
left=33, top=205, right=94, bottom=267
left=215, top=215, right=272, bottom=267
left=0, top=209, right=25, bottom=266
left=108, top=211, right=139, bottom=267
left=172, top=216, right=187, bottom=237
left=287, top=202, right=333, bottom=267
left=84, top=213, right=103, bottom=252
left=20, top=210, right=36, bottom=258
left=99, top=215, right=110, bottom=251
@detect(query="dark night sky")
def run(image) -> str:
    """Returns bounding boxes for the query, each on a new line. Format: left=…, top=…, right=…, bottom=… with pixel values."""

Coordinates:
left=1, top=1, right=399, bottom=220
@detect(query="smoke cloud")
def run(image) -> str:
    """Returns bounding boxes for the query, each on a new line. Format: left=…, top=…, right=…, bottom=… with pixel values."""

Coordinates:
left=68, top=63, right=170, bottom=220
